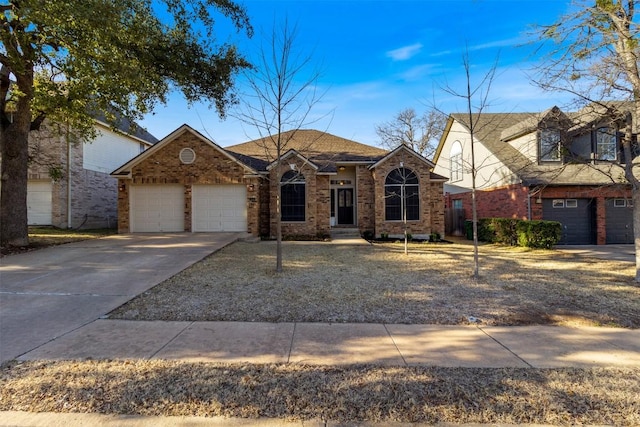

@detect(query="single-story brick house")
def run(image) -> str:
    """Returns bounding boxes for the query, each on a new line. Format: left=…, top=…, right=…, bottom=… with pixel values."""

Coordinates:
left=111, top=125, right=446, bottom=238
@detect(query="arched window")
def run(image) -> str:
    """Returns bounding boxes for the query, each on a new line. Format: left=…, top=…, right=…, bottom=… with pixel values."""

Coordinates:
left=385, top=167, right=419, bottom=221
left=281, top=170, right=305, bottom=221
left=450, top=141, right=463, bottom=182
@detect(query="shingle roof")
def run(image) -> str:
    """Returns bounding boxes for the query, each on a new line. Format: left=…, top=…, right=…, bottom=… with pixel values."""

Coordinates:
left=226, top=129, right=389, bottom=172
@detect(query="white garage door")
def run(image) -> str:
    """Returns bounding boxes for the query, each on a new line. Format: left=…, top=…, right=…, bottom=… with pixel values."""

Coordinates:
left=27, top=181, right=52, bottom=225
left=192, top=185, right=247, bottom=232
left=130, top=185, right=184, bottom=232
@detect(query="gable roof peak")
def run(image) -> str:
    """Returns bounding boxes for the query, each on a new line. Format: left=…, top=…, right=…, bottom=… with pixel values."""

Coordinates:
left=369, top=143, right=435, bottom=170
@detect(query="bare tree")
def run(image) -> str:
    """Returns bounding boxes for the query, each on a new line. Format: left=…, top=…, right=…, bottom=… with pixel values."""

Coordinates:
left=440, top=51, right=500, bottom=279
left=235, top=18, right=325, bottom=272
left=532, top=0, right=640, bottom=281
left=375, top=108, right=446, bottom=159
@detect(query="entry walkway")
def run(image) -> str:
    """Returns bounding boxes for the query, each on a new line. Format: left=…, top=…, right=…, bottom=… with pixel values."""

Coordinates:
left=16, top=319, right=640, bottom=368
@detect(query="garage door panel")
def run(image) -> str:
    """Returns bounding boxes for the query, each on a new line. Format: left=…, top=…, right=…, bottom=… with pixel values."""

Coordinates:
left=27, top=181, right=52, bottom=225
left=130, top=185, right=184, bottom=232
left=606, top=198, right=634, bottom=244
left=542, top=198, right=594, bottom=245
left=192, top=185, right=247, bottom=232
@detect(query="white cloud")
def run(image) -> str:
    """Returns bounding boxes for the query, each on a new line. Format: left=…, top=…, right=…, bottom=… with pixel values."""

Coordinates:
left=386, top=43, right=423, bottom=61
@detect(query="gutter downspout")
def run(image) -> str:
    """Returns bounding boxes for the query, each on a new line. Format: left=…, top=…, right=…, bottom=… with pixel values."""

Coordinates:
left=527, top=186, right=541, bottom=221
left=66, top=123, right=72, bottom=229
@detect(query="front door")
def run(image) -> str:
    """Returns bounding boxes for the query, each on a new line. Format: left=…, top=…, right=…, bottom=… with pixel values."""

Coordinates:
left=337, top=188, right=354, bottom=225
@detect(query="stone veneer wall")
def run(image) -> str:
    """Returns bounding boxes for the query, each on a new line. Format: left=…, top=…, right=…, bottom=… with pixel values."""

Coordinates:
left=373, top=153, right=444, bottom=238
left=118, top=131, right=262, bottom=235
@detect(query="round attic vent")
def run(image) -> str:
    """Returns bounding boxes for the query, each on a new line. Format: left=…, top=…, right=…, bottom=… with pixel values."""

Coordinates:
left=179, top=148, right=196, bottom=164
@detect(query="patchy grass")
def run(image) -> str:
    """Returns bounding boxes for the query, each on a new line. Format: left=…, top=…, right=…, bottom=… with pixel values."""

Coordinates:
left=110, top=240, right=640, bottom=328
left=1, top=360, right=638, bottom=425
left=0, top=227, right=115, bottom=257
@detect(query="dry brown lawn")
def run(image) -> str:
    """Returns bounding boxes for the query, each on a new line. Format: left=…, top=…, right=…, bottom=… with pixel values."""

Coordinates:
left=4, top=239, right=640, bottom=424
left=0, top=227, right=115, bottom=257
left=110, top=239, right=640, bottom=328
left=2, top=360, right=639, bottom=425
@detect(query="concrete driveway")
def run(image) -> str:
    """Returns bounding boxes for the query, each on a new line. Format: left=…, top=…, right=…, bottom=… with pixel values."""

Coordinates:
left=555, top=244, right=635, bottom=262
left=0, top=232, right=244, bottom=364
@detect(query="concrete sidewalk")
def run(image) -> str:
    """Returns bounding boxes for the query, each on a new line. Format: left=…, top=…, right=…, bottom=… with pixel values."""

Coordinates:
left=16, top=319, right=640, bottom=368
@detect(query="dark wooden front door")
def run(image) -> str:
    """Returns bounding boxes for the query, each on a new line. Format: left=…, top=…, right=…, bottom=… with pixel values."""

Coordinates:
left=337, top=188, right=354, bottom=225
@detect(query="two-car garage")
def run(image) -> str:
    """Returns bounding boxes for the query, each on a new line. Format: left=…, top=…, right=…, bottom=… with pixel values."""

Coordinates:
left=542, top=197, right=634, bottom=244
left=129, top=184, right=247, bottom=233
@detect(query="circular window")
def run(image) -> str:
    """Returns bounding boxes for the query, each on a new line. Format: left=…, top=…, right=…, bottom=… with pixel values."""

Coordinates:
left=179, top=148, right=196, bottom=164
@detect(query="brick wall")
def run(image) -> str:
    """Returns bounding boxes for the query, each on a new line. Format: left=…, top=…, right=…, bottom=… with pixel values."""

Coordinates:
left=268, top=159, right=320, bottom=238
left=447, top=184, right=530, bottom=222
left=356, top=164, right=375, bottom=233
left=119, top=130, right=263, bottom=235
left=373, top=151, right=444, bottom=239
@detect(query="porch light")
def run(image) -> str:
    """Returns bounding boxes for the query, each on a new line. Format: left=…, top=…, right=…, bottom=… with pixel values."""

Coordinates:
left=339, top=180, right=345, bottom=185
left=338, top=166, right=346, bottom=171
left=118, top=183, right=126, bottom=192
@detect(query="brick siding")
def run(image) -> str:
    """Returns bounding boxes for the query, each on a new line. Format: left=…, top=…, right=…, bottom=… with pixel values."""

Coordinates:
left=373, top=152, right=445, bottom=239
left=447, top=184, right=632, bottom=245
left=118, top=131, right=262, bottom=235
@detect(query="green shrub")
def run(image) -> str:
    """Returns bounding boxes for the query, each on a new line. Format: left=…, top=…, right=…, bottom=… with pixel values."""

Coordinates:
left=466, top=217, right=561, bottom=249
left=465, top=219, right=496, bottom=242
left=516, top=220, right=562, bottom=249
left=491, top=218, right=519, bottom=246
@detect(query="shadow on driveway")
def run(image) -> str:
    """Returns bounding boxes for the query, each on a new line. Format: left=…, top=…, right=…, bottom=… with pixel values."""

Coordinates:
left=0, top=232, right=244, bottom=364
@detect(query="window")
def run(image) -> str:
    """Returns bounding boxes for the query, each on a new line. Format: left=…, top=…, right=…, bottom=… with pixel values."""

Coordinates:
left=281, top=171, right=305, bottom=221
left=553, top=199, right=577, bottom=208
left=450, top=141, right=463, bottom=182
left=596, top=127, right=617, bottom=161
left=539, top=129, right=561, bottom=161
left=453, top=199, right=463, bottom=210
left=614, top=198, right=627, bottom=208
left=385, top=167, right=419, bottom=221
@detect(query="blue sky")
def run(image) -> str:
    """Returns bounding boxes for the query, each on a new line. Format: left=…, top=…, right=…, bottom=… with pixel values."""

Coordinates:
left=140, top=0, right=573, bottom=148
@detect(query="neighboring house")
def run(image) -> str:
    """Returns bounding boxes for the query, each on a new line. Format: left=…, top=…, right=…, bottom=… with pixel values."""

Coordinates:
left=433, top=103, right=636, bottom=244
left=27, top=118, right=158, bottom=229
left=111, top=125, right=447, bottom=238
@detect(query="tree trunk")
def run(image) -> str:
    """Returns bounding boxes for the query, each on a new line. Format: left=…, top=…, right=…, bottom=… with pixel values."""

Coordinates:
left=1, top=92, right=32, bottom=247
